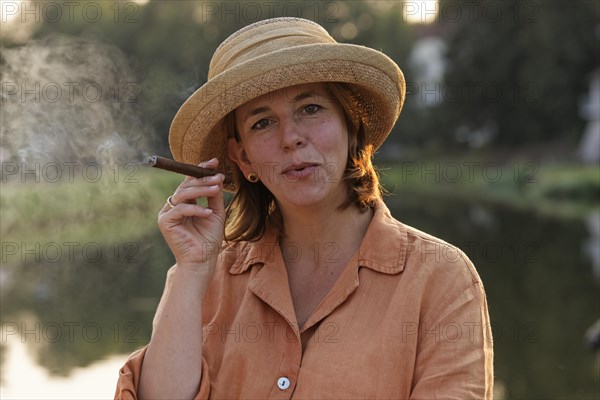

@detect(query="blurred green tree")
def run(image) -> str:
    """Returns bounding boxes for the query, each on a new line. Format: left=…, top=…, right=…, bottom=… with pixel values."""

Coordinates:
left=436, top=0, right=600, bottom=148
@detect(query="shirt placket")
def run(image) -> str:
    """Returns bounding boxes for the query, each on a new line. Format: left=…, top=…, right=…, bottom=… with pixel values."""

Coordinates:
left=247, top=244, right=302, bottom=399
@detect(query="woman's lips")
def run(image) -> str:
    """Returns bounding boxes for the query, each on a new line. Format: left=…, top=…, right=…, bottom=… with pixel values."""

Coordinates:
left=281, top=163, right=319, bottom=180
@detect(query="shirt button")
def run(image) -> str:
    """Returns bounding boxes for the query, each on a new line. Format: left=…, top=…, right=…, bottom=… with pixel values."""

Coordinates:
left=277, top=377, right=291, bottom=390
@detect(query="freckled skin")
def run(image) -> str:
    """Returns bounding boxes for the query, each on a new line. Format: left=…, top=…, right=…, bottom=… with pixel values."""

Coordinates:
left=230, top=83, right=349, bottom=212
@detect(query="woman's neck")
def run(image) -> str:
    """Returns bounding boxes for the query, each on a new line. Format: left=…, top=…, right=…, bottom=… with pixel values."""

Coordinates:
left=278, top=200, right=374, bottom=268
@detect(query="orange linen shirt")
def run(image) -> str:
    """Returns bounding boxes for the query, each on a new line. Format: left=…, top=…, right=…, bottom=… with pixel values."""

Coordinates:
left=115, top=200, right=494, bottom=399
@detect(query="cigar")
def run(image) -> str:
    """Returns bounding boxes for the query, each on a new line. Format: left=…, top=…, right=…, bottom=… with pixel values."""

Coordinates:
left=148, top=156, right=232, bottom=185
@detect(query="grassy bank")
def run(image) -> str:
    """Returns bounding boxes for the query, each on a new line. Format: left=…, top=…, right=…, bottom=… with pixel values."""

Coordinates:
left=1, top=168, right=183, bottom=246
left=380, top=159, right=600, bottom=220
left=2, top=160, right=598, bottom=250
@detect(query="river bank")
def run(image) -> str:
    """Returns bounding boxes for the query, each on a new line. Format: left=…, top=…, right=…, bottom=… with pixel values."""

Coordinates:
left=379, top=158, right=599, bottom=221
left=1, top=159, right=598, bottom=248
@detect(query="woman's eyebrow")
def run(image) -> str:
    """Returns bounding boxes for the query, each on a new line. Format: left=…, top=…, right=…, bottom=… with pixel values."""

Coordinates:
left=290, top=91, right=318, bottom=103
left=241, top=90, right=324, bottom=121
left=241, top=106, right=270, bottom=122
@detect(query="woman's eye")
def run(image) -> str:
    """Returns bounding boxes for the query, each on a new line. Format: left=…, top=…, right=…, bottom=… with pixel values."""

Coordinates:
left=251, top=119, right=270, bottom=130
left=304, top=104, right=321, bottom=114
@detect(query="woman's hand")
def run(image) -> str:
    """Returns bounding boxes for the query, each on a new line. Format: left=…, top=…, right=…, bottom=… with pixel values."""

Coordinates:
left=157, top=158, right=226, bottom=271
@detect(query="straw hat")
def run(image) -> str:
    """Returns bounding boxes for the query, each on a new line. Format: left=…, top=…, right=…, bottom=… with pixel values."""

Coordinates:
left=169, top=17, right=406, bottom=191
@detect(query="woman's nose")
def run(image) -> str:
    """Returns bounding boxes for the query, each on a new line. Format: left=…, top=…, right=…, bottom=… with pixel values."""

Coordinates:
left=280, top=119, right=306, bottom=150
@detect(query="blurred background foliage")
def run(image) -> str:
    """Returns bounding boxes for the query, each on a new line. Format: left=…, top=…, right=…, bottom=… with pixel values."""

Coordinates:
left=3, top=0, right=598, bottom=154
left=438, top=0, right=599, bottom=147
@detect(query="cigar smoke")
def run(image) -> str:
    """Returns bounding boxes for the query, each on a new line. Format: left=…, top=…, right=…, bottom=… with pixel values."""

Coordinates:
left=0, top=34, right=153, bottom=176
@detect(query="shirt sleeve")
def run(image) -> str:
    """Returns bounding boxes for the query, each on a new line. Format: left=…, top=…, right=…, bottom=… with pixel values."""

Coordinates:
left=114, top=346, right=211, bottom=399
left=409, top=280, right=494, bottom=399
left=114, top=265, right=212, bottom=399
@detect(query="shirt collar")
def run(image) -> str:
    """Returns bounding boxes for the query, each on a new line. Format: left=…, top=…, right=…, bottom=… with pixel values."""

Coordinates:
left=227, top=199, right=407, bottom=275
left=357, top=199, right=407, bottom=274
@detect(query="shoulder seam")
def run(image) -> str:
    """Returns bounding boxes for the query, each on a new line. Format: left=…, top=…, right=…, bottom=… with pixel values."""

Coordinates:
left=425, top=280, right=482, bottom=328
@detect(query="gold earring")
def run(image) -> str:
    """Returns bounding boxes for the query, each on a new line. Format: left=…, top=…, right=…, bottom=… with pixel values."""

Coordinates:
left=247, top=172, right=259, bottom=183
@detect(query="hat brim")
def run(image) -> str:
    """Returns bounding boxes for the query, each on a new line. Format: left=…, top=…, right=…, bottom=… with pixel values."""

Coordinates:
left=169, top=43, right=405, bottom=191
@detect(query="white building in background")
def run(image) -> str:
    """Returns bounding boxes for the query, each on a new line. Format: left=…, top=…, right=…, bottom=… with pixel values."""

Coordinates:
left=578, top=68, right=600, bottom=164
left=408, top=36, right=446, bottom=109
left=408, top=33, right=496, bottom=148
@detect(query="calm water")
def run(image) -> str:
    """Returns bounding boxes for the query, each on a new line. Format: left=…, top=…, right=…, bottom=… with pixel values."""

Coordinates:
left=1, top=195, right=598, bottom=398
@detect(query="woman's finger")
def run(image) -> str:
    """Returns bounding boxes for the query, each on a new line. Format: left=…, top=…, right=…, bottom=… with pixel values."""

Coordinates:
left=178, top=173, right=222, bottom=190
left=207, top=174, right=226, bottom=216
left=159, top=203, right=214, bottom=223
left=198, top=157, right=218, bottom=169
left=165, top=183, right=221, bottom=209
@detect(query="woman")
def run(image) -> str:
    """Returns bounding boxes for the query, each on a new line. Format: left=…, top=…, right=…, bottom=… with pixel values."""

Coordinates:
left=116, top=17, right=493, bottom=399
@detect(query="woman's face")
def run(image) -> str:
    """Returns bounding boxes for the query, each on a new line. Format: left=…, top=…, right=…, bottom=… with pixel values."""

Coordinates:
left=228, top=83, right=349, bottom=211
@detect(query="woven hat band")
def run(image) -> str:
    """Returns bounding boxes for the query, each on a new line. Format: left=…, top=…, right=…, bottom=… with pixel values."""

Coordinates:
left=209, top=20, right=335, bottom=79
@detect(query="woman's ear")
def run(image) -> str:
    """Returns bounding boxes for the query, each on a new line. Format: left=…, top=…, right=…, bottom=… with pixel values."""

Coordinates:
left=227, top=137, right=250, bottom=172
